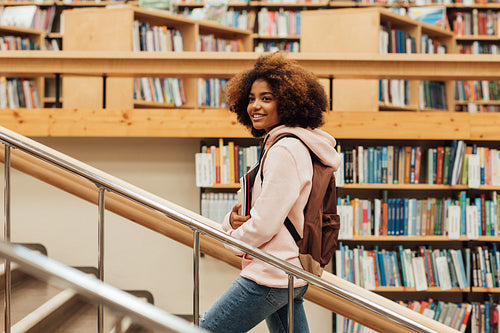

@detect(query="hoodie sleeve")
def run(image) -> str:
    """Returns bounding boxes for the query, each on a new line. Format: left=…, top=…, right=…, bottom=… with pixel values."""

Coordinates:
left=222, top=141, right=310, bottom=252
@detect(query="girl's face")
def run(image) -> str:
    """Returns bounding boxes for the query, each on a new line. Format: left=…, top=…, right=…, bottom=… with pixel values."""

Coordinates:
left=247, top=79, right=280, bottom=133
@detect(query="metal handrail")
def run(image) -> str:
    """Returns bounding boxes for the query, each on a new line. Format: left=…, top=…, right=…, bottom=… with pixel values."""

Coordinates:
left=0, top=125, right=444, bottom=333
left=0, top=241, right=207, bottom=333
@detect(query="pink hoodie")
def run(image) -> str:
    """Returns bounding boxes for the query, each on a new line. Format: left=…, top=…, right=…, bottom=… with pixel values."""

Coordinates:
left=222, top=125, right=341, bottom=288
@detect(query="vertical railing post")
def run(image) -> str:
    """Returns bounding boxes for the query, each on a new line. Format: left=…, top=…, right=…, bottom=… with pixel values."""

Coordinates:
left=102, top=75, right=107, bottom=109
left=98, top=187, right=105, bottom=333
left=193, top=230, right=200, bottom=325
left=55, top=73, right=61, bottom=108
left=288, top=274, right=294, bottom=333
left=3, top=145, right=11, bottom=333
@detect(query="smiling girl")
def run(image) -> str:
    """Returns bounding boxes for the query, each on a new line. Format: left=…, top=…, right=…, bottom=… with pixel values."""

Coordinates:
left=199, top=52, right=341, bottom=333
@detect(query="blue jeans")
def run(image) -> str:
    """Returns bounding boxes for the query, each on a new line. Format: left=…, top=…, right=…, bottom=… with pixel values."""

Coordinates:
left=199, top=277, right=309, bottom=333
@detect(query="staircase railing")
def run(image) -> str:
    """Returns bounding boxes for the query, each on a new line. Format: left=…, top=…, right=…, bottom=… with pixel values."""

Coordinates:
left=0, top=126, right=456, bottom=333
left=0, top=241, right=207, bottom=333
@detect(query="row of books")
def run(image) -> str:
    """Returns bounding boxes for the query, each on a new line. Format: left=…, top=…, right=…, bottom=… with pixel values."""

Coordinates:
left=471, top=245, right=500, bottom=288
left=200, top=192, right=237, bottom=224
left=421, top=33, right=449, bottom=54
left=254, top=40, right=300, bottom=53
left=456, top=103, right=500, bottom=112
left=0, top=35, right=40, bottom=51
left=470, top=301, right=500, bottom=333
left=458, top=41, right=500, bottom=55
left=0, top=77, right=39, bottom=109
left=195, top=140, right=260, bottom=187
left=43, top=38, right=60, bottom=51
left=197, top=78, right=229, bottom=108
left=178, top=8, right=256, bottom=32
left=133, top=77, right=186, bottom=107
left=338, top=192, right=500, bottom=237
left=337, top=299, right=471, bottom=332
left=0, top=5, right=55, bottom=33
left=378, top=79, right=411, bottom=108
left=338, top=141, right=500, bottom=186
left=336, top=243, right=469, bottom=290
left=420, top=80, right=448, bottom=110
left=455, top=80, right=500, bottom=102
left=339, top=145, right=422, bottom=185
left=452, top=10, right=500, bottom=37
left=379, top=25, right=417, bottom=54
left=257, top=8, right=301, bottom=37
left=132, top=20, right=184, bottom=52
left=402, top=300, right=471, bottom=332
left=219, top=9, right=256, bottom=31
left=197, top=35, right=245, bottom=52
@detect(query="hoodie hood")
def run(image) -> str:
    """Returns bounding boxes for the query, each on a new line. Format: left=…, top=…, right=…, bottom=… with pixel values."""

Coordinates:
left=264, top=125, right=342, bottom=171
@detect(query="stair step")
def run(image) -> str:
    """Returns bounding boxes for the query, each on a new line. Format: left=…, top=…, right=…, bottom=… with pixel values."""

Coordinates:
left=0, top=261, right=154, bottom=332
left=12, top=288, right=78, bottom=333
left=0, top=275, right=66, bottom=328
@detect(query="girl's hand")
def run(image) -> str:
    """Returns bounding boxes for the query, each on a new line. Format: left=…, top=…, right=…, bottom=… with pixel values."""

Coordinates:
left=230, top=204, right=250, bottom=229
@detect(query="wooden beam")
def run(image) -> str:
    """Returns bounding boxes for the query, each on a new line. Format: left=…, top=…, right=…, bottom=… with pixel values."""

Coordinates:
left=1, top=51, right=500, bottom=80
left=1, top=109, right=498, bottom=140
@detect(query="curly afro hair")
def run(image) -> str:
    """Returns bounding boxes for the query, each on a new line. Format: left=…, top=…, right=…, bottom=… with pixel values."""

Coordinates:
left=224, top=52, right=330, bottom=137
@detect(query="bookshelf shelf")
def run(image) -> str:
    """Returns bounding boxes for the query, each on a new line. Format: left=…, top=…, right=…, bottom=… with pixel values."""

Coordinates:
left=339, top=184, right=471, bottom=190
left=456, top=35, right=500, bottom=41
left=203, top=183, right=240, bottom=189
left=255, top=2, right=327, bottom=7
left=472, top=287, right=500, bottom=293
left=0, top=0, right=55, bottom=5
left=253, top=35, right=300, bottom=40
left=450, top=3, right=500, bottom=9
left=374, top=286, right=467, bottom=292
left=340, top=235, right=470, bottom=241
left=379, top=103, right=418, bottom=111
left=455, top=100, right=500, bottom=105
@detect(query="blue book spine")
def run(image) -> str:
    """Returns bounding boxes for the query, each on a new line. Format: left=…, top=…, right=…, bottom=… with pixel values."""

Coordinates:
left=460, top=191, right=467, bottom=235
left=485, top=301, right=491, bottom=333
left=456, top=249, right=468, bottom=288
left=388, top=198, right=394, bottom=236
left=398, top=245, right=407, bottom=287
left=399, top=198, right=405, bottom=236
left=411, top=199, right=417, bottom=236
left=381, top=146, right=388, bottom=183
left=348, top=250, right=353, bottom=283
left=475, top=197, right=482, bottom=236
left=238, top=147, right=244, bottom=179
left=374, top=246, right=381, bottom=287
left=378, top=251, right=386, bottom=286
left=410, top=146, right=416, bottom=184
left=376, top=147, right=382, bottom=183
left=368, top=147, right=375, bottom=183
left=392, top=252, right=401, bottom=287
left=404, top=198, right=409, bottom=236
left=339, top=242, right=345, bottom=279
left=494, top=244, right=500, bottom=287
left=448, top=140, right=458, bottom=184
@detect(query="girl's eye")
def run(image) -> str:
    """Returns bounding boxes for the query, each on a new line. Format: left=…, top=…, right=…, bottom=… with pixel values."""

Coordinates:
left=248, top=96, right=255, bottom=103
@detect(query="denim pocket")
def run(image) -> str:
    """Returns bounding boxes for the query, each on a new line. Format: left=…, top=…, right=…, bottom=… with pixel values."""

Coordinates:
left=265, top=285, right=308, bottom=308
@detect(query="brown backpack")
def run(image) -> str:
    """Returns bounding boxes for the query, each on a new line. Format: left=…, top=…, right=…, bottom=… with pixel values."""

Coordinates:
left=260, top=133, right=341, bottom=277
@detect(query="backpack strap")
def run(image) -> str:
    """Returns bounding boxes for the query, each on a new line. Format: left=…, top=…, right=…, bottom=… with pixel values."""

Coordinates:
left=259, top=133, right=313, bottom=242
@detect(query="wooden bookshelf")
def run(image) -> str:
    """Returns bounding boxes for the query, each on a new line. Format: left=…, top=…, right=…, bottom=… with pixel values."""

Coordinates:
left=62, top=6, right=253, bottom=109
left=301, top=7, right=456, bottom=112
left=0, top=25, right=45, bottom=108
